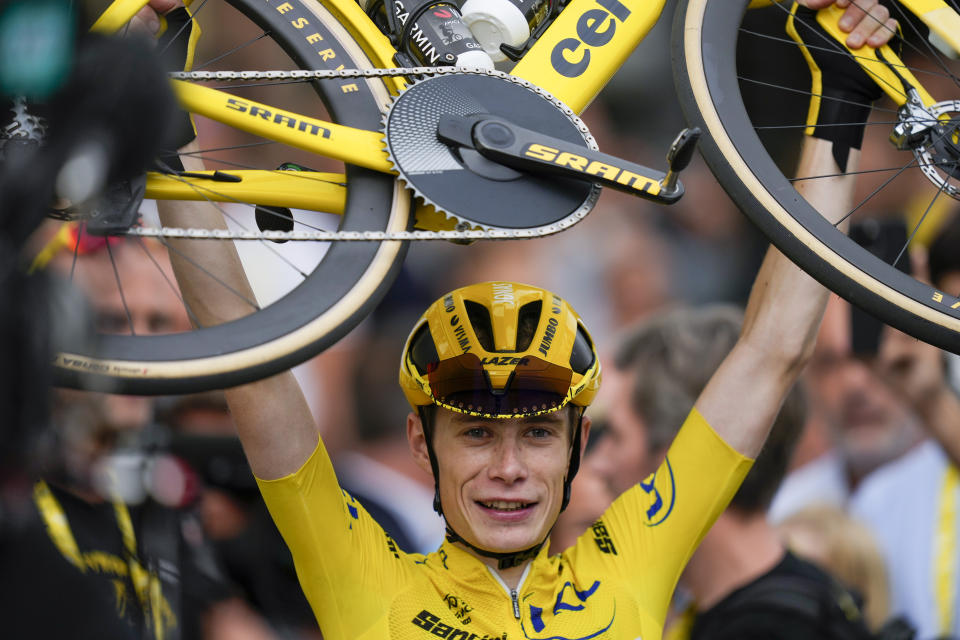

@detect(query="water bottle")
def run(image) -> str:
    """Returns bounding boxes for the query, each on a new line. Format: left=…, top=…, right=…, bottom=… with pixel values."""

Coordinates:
left=359, top=0, right=494, bottom=69
left=460, top=0, right=551, bottom=62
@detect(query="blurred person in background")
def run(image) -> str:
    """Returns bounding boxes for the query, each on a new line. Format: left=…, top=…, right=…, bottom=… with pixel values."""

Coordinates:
left=589, top=308, right=753, bottom=496
left=842, top=224, right=960, bottom=639
left=548, top=465, right=615, bottom=553
left=160, top=392, right=323, bottom=639
left=778, top=504, right=892, bottom=630
left=0, top=234, right=259, bottom=640
left=0, top=1, right=255, bottom=633
left=927, top=213, right=960, bottom=392
left=549, top=421, right=614, bottom=551
left=768, top=293, right=925, bottom=523
left=590, top=305, right=886, bottom=639
left=333, top=301, right=445, bottom=555
left=768, top=209, right=960, bottom=639
left=769, top=25, right=960, bottom=528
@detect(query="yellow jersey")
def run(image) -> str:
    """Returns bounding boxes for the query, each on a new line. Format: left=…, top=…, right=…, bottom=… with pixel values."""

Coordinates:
left=257, top=408, right=751, bottom=640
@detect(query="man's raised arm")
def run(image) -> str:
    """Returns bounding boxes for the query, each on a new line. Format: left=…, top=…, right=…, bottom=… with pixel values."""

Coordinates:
left=693, top=137, right=851, bottom=457
left=693, top=0, right=896, bottom=456
left=158, top=143, right=318, bottom=480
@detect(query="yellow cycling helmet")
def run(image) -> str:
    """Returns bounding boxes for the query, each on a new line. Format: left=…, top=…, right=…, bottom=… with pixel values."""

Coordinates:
left=400, top=282, right=601, bottom=565
left=399, top=282, right=601, bottom=419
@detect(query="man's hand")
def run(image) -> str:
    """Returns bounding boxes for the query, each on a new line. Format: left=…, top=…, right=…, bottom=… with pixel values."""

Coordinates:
left=877, top=327, right=949, bottom=409
left=128, top=0, right=184, bottom=36
left=789, top=0, right=896, bottom=171
left=799, top=0, right=897, bottom=49
left=877, top=326, right=960, bottom=467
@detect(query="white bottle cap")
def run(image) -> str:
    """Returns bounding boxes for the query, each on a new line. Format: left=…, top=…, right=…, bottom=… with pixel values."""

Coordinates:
left=455, top=49, right=496, bottom=70
left=461, top=0, right=530, bottom=62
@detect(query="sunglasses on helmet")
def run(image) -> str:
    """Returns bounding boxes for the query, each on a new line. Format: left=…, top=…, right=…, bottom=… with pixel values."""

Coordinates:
left=424, top=353, right=574, bottom=419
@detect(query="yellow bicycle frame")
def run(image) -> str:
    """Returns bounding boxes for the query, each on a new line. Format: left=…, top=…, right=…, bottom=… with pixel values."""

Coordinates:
left=91, top=0, right=957, bottom=212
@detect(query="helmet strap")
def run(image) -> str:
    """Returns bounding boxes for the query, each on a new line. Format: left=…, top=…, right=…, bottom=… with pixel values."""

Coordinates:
left=416, top=407, right=444, bottom=517
left=443, top=525, right=544, bottom=570
left=560, top=408, right=586, bottom=512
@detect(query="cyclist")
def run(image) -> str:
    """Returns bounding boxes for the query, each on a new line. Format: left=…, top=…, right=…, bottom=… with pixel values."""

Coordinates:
left=152, top=2, right=898, bottom=639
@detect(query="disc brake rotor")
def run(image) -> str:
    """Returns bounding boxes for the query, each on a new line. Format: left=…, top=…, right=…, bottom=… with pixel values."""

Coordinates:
left=915, top=100, right=960, bottom=200
left=383, top=72, right=599, bottom=230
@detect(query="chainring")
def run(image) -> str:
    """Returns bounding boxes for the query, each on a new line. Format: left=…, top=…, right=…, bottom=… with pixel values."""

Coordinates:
left=382, top=71, right=600, bottom=231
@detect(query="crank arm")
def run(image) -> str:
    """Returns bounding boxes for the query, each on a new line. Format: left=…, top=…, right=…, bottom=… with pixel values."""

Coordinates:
left=439, top=115, right=698, bottom=204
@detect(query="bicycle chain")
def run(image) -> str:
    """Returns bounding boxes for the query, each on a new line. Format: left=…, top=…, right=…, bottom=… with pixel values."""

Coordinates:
left=170, top=65, right=529, bottom=83
left=145, top=67, right=596, bottom=242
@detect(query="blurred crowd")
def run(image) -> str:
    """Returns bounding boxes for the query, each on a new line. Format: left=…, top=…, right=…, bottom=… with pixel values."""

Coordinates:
left=3, top=0, right=960, bottom=639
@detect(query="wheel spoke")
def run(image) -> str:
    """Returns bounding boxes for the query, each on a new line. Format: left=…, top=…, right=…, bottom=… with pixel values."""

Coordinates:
left=193, top=32, right=273, bottom=71
left=150, top=164, right=314, bottom=279
left=132, top=235, right=204, bottom=329
left=896, top=177, right=950, bottom=270
left=105, top=241, right=137, bottom=336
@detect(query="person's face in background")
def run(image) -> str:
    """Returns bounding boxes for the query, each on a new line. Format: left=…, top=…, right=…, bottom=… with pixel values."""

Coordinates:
left=45, top=237, right=190, bottom=493
left=53, top=238, right=188, bottom=432
left=805, top=296, right=921, bottom=482
left=588, top=368, right=663, bottom=497
left=550, top=464, right=613, bottom=552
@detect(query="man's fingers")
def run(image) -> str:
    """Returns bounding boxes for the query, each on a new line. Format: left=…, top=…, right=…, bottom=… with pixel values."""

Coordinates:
left=148, top=0, right=184, bottom=13
left=843, top=1, right=895, bottom=48
left=865, top=17, right=898, bottom=48
left=837, top=0, right=873, bottom=32
left=799, top=0, right=841, bottom=8
left=125, top=1, right=184, bottom=37
left=127, top=6, right=161, bottom=36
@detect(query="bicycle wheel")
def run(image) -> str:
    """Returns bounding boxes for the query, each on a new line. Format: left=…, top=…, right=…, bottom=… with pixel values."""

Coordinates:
left=674, top=0, right=960, bottom=353
left=51, top=0, right=411, bottom=394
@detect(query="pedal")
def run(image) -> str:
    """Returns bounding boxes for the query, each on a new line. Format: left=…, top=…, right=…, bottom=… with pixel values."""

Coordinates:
left=85, top=174, right=146, bottom=236
left=660, top=127, right=701, bottom=197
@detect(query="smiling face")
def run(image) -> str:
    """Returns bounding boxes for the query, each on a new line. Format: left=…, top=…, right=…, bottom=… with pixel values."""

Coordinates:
left=409, top=407, right=588, bottom=554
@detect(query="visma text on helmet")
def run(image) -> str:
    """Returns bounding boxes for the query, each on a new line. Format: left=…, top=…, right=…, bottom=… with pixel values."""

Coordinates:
left=451, top=316, right=472, bottom=353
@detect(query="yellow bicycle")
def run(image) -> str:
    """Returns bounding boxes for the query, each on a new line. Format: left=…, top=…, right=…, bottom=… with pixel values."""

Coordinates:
left=31, top=0, right=960, bottom=392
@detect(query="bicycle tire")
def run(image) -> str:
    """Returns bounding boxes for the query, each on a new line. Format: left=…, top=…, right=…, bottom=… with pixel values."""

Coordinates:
left=53, top=0, right=411, bottom=394
left=673, top=0, right=960, bottom=354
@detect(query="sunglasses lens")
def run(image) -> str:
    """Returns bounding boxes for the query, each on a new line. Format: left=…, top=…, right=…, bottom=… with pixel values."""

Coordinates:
left=426, top=353, right=573, bottom=417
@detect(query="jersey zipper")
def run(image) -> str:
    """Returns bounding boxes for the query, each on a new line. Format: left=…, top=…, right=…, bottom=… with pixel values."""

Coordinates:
left=487, top=562, right=532, bottom=622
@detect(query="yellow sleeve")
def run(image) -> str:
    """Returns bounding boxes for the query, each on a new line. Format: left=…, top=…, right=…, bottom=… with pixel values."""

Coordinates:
left=574, top=408, right=752, bottom=625
left=256, top=437, right=412, bottom=640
